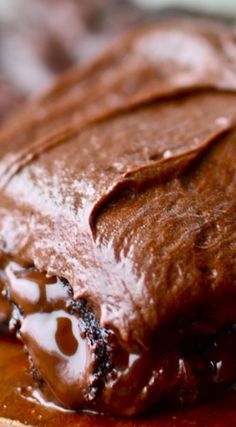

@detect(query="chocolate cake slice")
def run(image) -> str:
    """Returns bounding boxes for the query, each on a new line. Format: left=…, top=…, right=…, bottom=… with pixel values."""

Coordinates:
left=0, top=18, right=235, bottom=416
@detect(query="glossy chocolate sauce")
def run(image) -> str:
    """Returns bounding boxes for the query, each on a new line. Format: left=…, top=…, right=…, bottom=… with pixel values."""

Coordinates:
left=1, top=335, right=236, bottom=427
left=2, top=262, right=236, bottom=417
left=0, top=17, right=235, bottom=420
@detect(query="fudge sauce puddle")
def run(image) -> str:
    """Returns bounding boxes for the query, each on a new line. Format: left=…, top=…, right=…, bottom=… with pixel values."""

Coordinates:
left=1, top=336, right=236, bottom=427
left=2, top=262, right=236, bottom=416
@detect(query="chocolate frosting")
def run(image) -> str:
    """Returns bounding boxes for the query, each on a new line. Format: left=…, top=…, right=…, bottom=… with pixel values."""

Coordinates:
left=0, top=17, right=236, bottom=415
left=0, top=18, right=236, bottom=342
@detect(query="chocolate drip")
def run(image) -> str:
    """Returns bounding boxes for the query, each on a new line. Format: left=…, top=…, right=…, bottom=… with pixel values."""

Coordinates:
left=3, top=262, right=115, bottom=407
